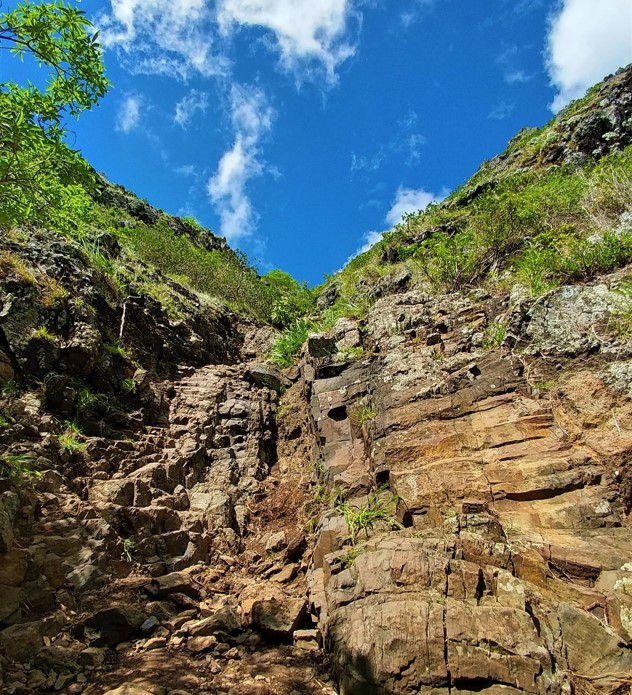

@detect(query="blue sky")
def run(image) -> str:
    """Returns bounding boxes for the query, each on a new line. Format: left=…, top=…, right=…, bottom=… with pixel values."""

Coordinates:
left=6, top=0, right=632, bottom=285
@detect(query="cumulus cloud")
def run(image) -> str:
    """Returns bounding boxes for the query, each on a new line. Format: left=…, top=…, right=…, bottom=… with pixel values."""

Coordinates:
left=174, top=90, right=209, bottom=127
left=97, top=0, right=226, bottom=80
left=216, top=0, right=357, bottom=82
left=547, top=0, right=632, bottom=112
left=115, top=94, right=142, bottom=133
left=385, top=186, right=445, bottom=227
left=207, top=85, right=275, bottom=242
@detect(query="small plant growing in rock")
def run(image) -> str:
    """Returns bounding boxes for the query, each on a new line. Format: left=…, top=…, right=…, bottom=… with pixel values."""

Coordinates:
left=0, top=251, right=36, bottom=285
left=481, top=319, right=507, bottom=350
left=121, top=378, right=137, bottom=394
left=104, top=341, right=129, bottom=358
left=339, top=546, right=363, bottom=568
left=0, top=453, right=41, bottom=485
left=275, top=403, right=292, bottom=420
left=1, top=380, right=18, bottom=397
left=337, top=487, right=403, bottom=546
left=0, top=413, right=8, bottom=428
left=269, top=318, right=316, bottom=368
left=336, top=346, right=366, bottom=362
left=349, top=403, right=376, bottom=426
left=612, top=278, right=632, bottom=337
left=40, top=277, right=69, bottom=309
left=33, top=326, right=55, bottom=342
left=123, top=537, right=136, bottom=562
left=58, top=421, right=85, bottom=453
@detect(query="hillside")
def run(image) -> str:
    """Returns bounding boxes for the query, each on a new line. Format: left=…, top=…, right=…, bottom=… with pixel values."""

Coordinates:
left=1, top=65, right=632, bottom=695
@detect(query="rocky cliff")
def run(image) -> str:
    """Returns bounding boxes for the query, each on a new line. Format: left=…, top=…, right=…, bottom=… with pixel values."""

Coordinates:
left=1, top=68, right=632, bottom=695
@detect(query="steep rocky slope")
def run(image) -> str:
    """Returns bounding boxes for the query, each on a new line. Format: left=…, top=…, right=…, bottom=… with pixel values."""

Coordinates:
left=1, top=67, right=632, bottom=695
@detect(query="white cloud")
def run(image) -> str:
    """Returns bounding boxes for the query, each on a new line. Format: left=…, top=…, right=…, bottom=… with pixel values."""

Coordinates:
left=351, top=149, right=385, bottom=173
left=207, top=85, right=275, bottom=242
left=175, top=164, right=197, bottom=177
left=357, top=230, right=384, bottom=254
left=399, top=0, right=437, bottom=28
left=488, top=99, right=516, bottom=120
left=346, top=229, right=384, bottom=264
left=385, top=186, right=445, bottom=227
left=497, top=44, right=532, bottom=85
left=216, top=0, right=358, bottom=82
left=115, top=94, right=142, bottom=133
left=546, top=0, right=632, bottom=112
left=97, top=0, right=226, bottom=80
left=174, top=90, right=209, bottom=127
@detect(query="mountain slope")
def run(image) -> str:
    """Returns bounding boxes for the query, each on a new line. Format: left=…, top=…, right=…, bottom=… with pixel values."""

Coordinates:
left=0, top=66, right=632, bottom=695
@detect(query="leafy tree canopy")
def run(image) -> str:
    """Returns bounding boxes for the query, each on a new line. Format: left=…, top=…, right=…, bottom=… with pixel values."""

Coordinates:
left=0, top=0, right=110, bottom=228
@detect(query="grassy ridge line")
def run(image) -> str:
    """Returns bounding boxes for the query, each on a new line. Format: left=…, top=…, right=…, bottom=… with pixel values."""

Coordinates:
left=2, top=162, right=314, bottom=325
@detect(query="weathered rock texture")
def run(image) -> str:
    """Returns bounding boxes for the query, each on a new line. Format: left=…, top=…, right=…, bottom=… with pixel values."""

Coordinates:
left=2, top=68, right=632, bottom=695
left=305, top=282, right=632, bottom=695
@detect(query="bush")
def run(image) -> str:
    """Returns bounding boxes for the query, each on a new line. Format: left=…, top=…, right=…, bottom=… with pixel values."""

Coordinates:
left=269, top=319, right=315, bottom=368
left=0, top=453, right=41, bottom=485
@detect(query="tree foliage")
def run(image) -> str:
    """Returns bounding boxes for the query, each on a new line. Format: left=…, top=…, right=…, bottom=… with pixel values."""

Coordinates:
left=0, top=0, right=110, bottom=228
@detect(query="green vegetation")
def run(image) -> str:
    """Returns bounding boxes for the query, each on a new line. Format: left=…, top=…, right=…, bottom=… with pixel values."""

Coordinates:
left=275, top=403, right=292, bottom=420
left=40, top=276, right=69, bottom=308
left=121, top=377, right=136, bottom=394
left=0, top=251, right=36, bottom=285
left=0, top=453, right=41, bottom=485
left=339, top=546, right=363, bottom=568
left=33, top=325, right=54, bottom=341
left=315, top=91, right=632, bottom=318
left=0, top=0, right=110, bottom=229
left=336, top=346, right=367, bottom=362
left=58, top=420, right=85, bottom=452
left=1, top=380, right=19, bottom=397
left=349, top=403, right=376, bottom=426
left=104, top=341, right=129, bottom=358
left=613, top=278, right=632, bottom=337
left=337, top=487, right=403, bottom=546
left=76, top=386, right=110, bottom=419
left=481, top=319, right=507, bottom=351
left=269, top=318, right=315, bottom=368
left=123, top=537, right=136, bottom=562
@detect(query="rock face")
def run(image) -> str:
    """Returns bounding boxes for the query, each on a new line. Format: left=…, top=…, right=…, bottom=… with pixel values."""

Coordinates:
left=3, top=260, right=632, bottom=695
left=304, top=283, right=632, bottom=695
left=2, top=69, right=632, bottom=695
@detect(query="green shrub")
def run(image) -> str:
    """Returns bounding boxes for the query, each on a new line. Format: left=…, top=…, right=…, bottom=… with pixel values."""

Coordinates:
left=337, top=487, right=403, bottom=546
left=1, top=380, right=18, bottom=397
left=0, top=453, right=41, bottom=485
left=58, top=421, right=85, bottom=453
left=269, top=319, right=315, bottom=368
left=349, top=403, right=376, bottom=425
left=481, top=319, right=508, bottom=350
left=33, top=326, right=55, bottom=342
left=121, top=378, right=136, bottom=394
left=417, top=230, right=479, bottom=290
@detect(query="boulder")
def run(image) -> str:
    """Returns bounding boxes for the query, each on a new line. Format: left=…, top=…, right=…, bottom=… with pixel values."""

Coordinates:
left=145, top=572, right=201, bottom=600
left=83, top=605, right=144, bottom=647
left=187, top=607, right=241, bottom=637
left=247, top=364, right=290, bottom=392
left=252, top=596, right=306, bottom=640
left=0, top=621, right=42, bottom=661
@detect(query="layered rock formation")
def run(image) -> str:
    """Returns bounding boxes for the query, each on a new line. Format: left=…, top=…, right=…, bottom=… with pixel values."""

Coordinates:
left=306, top=282, right=632, bottom=694
left=2, top=68, right=632, bottom=695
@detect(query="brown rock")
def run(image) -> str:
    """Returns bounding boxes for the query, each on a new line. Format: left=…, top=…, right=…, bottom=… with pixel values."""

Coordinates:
left=252, top=596, right=306, bottom=639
